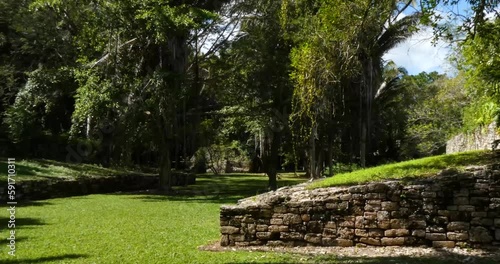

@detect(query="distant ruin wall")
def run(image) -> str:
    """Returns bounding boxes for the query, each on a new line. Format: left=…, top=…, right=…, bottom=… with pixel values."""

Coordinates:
left=220, top=166, right=500, bottom=248
left=0, top=172, right=195, bottom=202
left=447, top=122, right=500, bottom=154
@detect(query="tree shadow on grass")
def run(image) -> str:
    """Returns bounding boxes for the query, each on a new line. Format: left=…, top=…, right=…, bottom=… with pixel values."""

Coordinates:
left=116, top=174, right=306, bottom=205
left=18, top=200, right=54, bottom=207
left=114, top=174, right=305, bottom=204
left=0, top=254, right=88, bottom=264
left=0, top=217, right=46, bottom=232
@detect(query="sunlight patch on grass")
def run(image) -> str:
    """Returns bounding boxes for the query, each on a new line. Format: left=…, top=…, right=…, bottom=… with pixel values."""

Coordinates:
left=310, top=150, right=493, bottom=189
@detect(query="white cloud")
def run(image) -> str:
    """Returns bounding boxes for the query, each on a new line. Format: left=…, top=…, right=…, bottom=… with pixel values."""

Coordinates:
left=383, top=26, right=451, bottom=75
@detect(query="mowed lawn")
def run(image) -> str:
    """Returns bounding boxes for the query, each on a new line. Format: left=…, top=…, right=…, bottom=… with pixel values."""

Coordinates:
left=0, top=173, right=309, bottom=264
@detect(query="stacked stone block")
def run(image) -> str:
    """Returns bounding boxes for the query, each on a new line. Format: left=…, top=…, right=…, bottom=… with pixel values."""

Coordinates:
left=220, top=165, right=500, bottom=248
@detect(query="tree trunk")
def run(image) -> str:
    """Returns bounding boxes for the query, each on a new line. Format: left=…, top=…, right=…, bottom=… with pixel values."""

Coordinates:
left=309, top=124, right=317, bottom=180
left=159, top=139, right=172, bottom=192
left=266, top=131, right=281, bottom=191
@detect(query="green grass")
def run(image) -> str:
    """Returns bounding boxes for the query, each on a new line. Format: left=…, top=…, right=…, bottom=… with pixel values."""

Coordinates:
left=1, top=171, right=499, bottom=263
left=310, top=150, right=494, bottom=189
left=0, top=159, right=150, bottom=182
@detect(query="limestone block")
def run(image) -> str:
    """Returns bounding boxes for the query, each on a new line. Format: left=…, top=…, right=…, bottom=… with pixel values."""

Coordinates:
left=447, top=232, right=469, bottom=241
left=384, top=229, right=410, bottom=237
left=469, top=227, right=493, bottom=243
left=381, top=201, right=399, bottom=211
left=433, top=241, right=455, bottom=248
left=381, top=237, right=405, bottom=246
left=304, top=233, right=322, bottom=244
left=447, top=222, right=470, bottom=231
left=360, top=237, right=381, bottom=246
left=425, top=233, right=447, bottom=241
left=221, top=226, right=240, bottom=234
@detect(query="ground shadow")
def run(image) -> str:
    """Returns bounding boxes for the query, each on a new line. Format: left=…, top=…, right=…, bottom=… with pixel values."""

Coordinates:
left=117, top=173, right=306, bottom=204
left=0, top=217, right=46, bottom=232
left=0, top=253, right=88, bottom=264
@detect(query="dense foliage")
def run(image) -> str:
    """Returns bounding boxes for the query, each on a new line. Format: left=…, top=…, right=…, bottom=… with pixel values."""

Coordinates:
left=1, top=0, right=498, bottom=190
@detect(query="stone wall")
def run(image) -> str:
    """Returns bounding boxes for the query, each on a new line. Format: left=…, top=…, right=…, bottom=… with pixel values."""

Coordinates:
left=447, top=122, right=500, bottom=153
left=0, top=172, right=195, bottom=202
left=220, top=165, right=500, bottom=248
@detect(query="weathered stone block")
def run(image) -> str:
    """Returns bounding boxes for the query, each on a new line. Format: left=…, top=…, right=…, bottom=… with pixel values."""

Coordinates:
left=384, top=229, right=410, bottom=237
left=469, top=227, right=493, bottom=243
left=339, top=218, right=355, bottom=228
left=280, top=232, right=303, bottom=241
left=322, top=228, right=337, bottom=238
left=409, top=220, right=427, bottom=229
left=438, top=210, right=450, bottom=216
left=360, top=237, right=381, bottom=246
left=355, top=229, right=368, bottom=237
left=433, top=241, right=455, bottom=248
left=458, top=205, right=475, bottom=212
left=495, top=218, right=500, bottom=227
left=221, top=226, right=240, bottom=234
left=325, top=221, right=337, bottom=229
left=365, top=193, right=385, bottom=199
left=471, top=217, right=493, bottom=226
left=390, top=219, right=408, bottom=229
left=422, top=192, right=437, bottom=198
left=368, top=229, right=384, bottom=237
left=364, top=204, right=381, bottom=212
left=283, top=214, right=302, bottom=225
left=412, top=229, right=426, bottom=238
left=338, top=227, right=355, bottom=239
left=230, top=234, right=246, bottom=242
left=340, top=194, right=352, bottom=201
left=305, top=233, right=322, bottom=244
left=301, top=214, right=311, bottom=222
left=307, top=221, right=323, bottom=233
left=447, top=222, right=470, bottom=231
left=377, top=211, right=390, bottom=221
left=347, top=186, right=365, bottom=193
left=367, top=183, right=389, bottom=193
left=381, top=237, right=405, bottom=246
left=447, top=232, right=469, bottom=241
left=221, top=235, right=230, bottom=246
left=337, top=239, right=354, bottom=247
left=427, top=225, right=445, bottom=233
left=454, top=197, right=469, bottom=205
left=256, top=225, right=268, bottom=232
left=270, top=218, right=283, bottom=225
left=381, top=201, right=399, bottom=211
left=378, top=220, right=391, bottom=229
left=470, top=197, right=490, bottom=206
left=426, top=233, right=447, bottom=241
left=472, top=212, right=487, bottom=217
left=256, top=232, right=272, bottom=240
left=453, top=189, right=469, bottom=197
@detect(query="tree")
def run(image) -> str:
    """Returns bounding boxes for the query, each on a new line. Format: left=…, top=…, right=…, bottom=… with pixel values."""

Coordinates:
left=208, top=0, right=293, bottom=190
left=281, top=0, right=419, bottom=178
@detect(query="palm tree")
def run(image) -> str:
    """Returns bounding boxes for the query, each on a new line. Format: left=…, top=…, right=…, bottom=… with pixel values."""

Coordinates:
left=358, top=11, right=420, bottom=167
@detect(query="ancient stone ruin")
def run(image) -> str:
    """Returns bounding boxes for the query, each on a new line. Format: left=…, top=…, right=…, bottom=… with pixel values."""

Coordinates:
left=220, top=165, right=500, bottom=248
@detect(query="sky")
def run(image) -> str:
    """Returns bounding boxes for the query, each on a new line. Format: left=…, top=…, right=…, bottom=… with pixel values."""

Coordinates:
left=383, top=26, right=451, bottom=75
left=383, top=1, right=475, bottom=75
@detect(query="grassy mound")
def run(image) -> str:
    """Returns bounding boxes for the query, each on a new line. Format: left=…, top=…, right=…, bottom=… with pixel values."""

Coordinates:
left=310, top=150, right=495, bottom=189
left=0, top=159, right=148, bottom=181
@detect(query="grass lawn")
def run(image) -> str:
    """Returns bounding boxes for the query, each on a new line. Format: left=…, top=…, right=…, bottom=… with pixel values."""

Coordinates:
left=310, top=150, right=495, bottom=189
left=0, top=159, right=150, bottom=182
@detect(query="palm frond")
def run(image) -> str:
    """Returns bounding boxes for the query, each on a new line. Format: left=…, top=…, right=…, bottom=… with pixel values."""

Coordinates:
left=375, top=13, right=421, bottom=58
